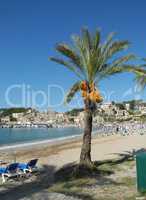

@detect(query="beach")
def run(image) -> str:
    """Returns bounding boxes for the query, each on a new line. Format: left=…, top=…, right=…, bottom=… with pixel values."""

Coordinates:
left=1, top=132, right=146, bottom=199
left=1, top=132, right=146, bottom=169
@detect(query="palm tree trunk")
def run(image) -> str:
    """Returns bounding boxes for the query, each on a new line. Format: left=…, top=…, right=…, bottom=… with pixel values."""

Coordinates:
left=80, top=109, right=93, bottom=165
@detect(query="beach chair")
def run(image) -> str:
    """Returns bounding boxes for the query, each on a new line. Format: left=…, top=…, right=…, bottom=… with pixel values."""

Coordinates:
left=0, top=163, right=19, bottom=183
left=18, top=159, right=38, bottom=173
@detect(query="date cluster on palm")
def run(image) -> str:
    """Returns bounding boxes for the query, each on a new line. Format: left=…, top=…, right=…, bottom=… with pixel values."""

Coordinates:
left=80, top=81, right=103, bottom=103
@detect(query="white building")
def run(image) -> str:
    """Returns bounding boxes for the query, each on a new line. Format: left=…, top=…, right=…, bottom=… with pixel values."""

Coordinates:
left=12, top=113, right=24, bottom=119
left=125, top=103, right=130, bottom=111
left=100, top=102, right=112, bottom=110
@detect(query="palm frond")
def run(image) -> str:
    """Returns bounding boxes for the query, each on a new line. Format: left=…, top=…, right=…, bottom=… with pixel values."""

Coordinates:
left=72, top=35, right=89, bottom=79
left=101, top=32, right=116, bottom=54
left=135, top=74, right=146, bottom=89
left=96, top=65, right=137, bottom=82
left=56, top=43, right=80, bottom=63
left=55, top=43, right=84, bottom=74
left=133, top=67, right=146, bottom=90
left=95, top=40, right=131, bottom=77
left=111, top=54, right=136, bottom=67
left=81, top=27, right=92, bottom=51
left=96, top=54, right=136, bottom=79
left=93, top=29, right=100, bottom=50
left=104, top=40, right=130, bottom=60
left=49, top=57, right=83, bottom=79
left=65, top=81, right=81, bottom=103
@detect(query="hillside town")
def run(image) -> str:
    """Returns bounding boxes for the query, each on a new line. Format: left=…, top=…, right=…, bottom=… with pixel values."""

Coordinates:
left=0, top=100, right=146, bottom=128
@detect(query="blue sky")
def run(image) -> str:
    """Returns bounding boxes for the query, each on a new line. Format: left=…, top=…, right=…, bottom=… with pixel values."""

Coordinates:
left=0, top=0, right=146, bottom=112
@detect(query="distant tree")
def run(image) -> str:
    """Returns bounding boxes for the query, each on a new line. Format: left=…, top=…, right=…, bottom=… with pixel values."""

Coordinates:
left=129, top=100, right=136, bottom=110
left=115, top=103, right=125, bottom=110
left=0, top=107, right=31, bottom=117
left=66, top=108, right=84, bottom=116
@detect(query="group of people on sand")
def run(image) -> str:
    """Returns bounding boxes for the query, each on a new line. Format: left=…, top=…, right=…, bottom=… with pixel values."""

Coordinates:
left=95, top=122, right=146, bottom=136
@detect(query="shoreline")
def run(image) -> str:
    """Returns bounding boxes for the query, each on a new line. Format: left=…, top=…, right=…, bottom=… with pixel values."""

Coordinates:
left=0, top=123, right=81, bottom=129
left=0, top=134, right=83, bottom=151
left=0, top=129, right=99, bottom=152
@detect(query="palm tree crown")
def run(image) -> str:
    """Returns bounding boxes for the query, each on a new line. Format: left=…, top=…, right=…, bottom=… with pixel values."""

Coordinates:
left=50, top=28, right=136, bottom=105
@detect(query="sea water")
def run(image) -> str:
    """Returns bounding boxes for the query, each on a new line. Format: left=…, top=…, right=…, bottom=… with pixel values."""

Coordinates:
left=0, top=127, right=83, bottom=147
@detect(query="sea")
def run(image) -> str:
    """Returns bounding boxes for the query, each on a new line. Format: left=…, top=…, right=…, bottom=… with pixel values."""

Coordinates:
left=0, top=127, right=83, bottom=147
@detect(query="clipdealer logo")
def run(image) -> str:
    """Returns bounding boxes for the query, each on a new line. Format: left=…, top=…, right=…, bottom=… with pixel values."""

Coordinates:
left=3, top=83, right=143, bottom=109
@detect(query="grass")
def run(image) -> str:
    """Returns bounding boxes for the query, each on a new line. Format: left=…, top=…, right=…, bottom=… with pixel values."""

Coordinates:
left=98, top=162, right=122, bottom=171
left=0, top=155, right=144, bottom=200
left=48, top=158, right=143, bottom=200
left=123, top=160, right=136, bottom=167
left=49, top=178, right=96, bottom=200
left=119, top=176, right=136, bottom=186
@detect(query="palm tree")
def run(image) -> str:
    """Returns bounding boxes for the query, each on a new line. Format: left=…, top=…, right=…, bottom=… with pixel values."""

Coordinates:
left=49, top=28, right=136, bottom=166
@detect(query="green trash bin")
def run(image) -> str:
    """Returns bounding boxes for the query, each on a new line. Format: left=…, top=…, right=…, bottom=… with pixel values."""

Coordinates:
left=136, top=152, right=146, bottom=192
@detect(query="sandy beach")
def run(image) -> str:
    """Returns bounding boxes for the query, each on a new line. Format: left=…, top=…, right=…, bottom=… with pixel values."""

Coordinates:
left=1, top=133, right=146, bottom=200
left=1, top=133, right=146, bottom=169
